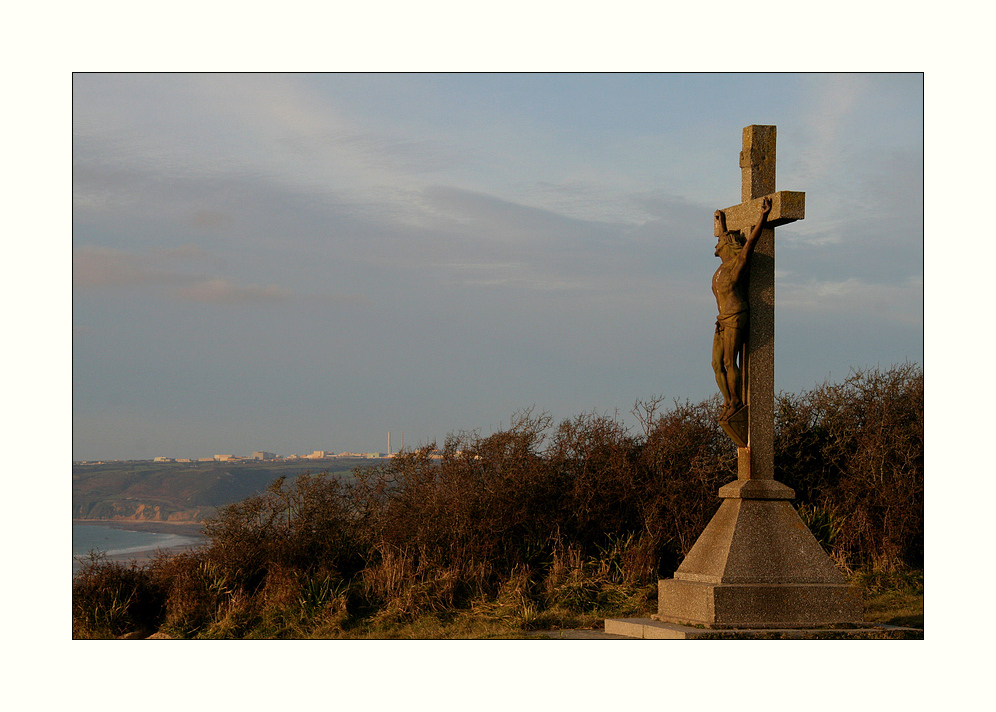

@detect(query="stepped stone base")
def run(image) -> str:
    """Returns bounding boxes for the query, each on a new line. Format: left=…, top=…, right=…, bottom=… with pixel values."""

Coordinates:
left=653, top=477, right=864, bottom=629
left=604, top=618, right=916, bottom=639
left=655, top=580, right=862, bottom=628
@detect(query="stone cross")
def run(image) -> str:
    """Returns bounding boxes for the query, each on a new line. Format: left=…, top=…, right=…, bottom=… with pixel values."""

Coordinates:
left=604, top=125, right=863, bottom=632
left=717, top=125, right=804, bottom=482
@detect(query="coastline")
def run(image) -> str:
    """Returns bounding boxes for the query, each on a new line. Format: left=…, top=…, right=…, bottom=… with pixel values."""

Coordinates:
left=73, top=520, right=208, bottom=569
left=104, top=543, right=204, bottom=567
left=73, top=519, right=206, bottom=538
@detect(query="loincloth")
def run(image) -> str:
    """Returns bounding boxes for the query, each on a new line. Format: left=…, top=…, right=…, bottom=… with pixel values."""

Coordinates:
left=715, top=311, right=748, bottom=334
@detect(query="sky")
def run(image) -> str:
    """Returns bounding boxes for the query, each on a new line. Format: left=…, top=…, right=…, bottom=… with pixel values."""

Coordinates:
left=72, top=73, right=923, bottom=461
left=13, top=2, right=991, bottom=703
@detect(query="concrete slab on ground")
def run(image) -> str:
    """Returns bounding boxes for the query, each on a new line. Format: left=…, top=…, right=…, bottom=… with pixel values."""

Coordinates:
left=527, top=629, right=633, bottom=639
left=604, top=617, right=922, bottom=639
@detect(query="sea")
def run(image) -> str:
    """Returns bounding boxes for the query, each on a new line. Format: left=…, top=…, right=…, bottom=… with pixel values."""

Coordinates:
left=72, top=523, right=203, bottom=575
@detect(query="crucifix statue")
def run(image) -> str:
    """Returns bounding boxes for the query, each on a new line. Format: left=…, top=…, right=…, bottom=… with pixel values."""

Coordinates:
left=613, top=125, right=864, bottom=633
left=711, top=125, right=804, bottom=482
left=712, top=196, right=771, bottom=423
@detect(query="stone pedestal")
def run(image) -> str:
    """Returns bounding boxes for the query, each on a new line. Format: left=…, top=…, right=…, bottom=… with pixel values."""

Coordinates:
left=654, top=478, right=863, bottom=628
left=632, top=126, right=862, bottom=633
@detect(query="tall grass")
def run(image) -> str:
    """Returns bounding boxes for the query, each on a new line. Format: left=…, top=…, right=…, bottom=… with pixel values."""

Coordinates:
left=73, top=364, right=923, bottom=638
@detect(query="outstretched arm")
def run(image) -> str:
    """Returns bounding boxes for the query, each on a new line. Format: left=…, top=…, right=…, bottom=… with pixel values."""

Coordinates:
left=736, top=197, right=772, bottom=271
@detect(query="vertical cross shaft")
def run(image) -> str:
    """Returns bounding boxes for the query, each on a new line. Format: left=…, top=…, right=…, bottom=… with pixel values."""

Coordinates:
left=712, top=126, right=802, bottom=479
left=641, top=128, right=850, bottom=635
left=741, top=125, right=777, bottom=480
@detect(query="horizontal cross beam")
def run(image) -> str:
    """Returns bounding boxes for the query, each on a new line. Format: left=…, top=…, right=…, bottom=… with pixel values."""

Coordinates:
left=720, top=190, right=805, bottom=233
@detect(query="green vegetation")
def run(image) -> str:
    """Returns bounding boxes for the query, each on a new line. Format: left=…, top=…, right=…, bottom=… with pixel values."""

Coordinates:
left=856, top=569, right=924, bottom=628
left=73, top=458, right=368, bottom=522
left=73, top=364, right=922, bottom=639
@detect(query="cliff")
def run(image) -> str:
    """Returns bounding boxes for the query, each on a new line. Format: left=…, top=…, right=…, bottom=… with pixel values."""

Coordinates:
left=73, top=458, right=367, bottom=523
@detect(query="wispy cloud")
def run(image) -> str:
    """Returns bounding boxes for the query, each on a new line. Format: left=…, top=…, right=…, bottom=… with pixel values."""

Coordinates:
left=433, top=259, right=593, bottom=292
left=71, top=73, right=923, bottom=461
left=73, top=245, right=292, bottom=306
left=421, top=185, right=570, bottom=238
left=779, top=276, right=923, bottom=326
left=160, top=75, right=458, bottom=193
left=176, top=279, right=289, bottom=305
left=73, top=246, right=200, bottom=288
left=797, top=74, right=871, bottom=184
left=188, top=210, right=234, bottom=230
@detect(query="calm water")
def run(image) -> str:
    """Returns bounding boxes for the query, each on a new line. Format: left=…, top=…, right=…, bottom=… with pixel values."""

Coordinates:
left=73, top=523, right=202, bottom=575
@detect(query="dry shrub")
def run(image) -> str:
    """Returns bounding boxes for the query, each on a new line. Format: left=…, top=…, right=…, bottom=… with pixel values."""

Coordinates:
left=362, top=543, right=493, bottom=624
left=776, top=364, right=923, bottom=570
left=203, top=472, right=362, bottom=587
left=148, top=550, right=234, bottom=635
left=468, top=564, right=539, bottom=628
left=543, top=544, right=600, bottom=611
left=260, top=563, right=303, bottom=610
left=638, top=396, right=734, bottom=567
left=367, top=565, right=462, bottom=625
left=540, top=536, right=649, bottom=614
left=361, top=545, right=417, bottom=603
left=202, top=591, right=256, bottom=638
left=74, top=365, right=922, bottom=637
left=365, top=410, right=556, bottom=575
left=545, top=542, right=584, bottom=597
left=547, top=412, right=642, bottom=550
left=72, top=553, right=164, bottom=638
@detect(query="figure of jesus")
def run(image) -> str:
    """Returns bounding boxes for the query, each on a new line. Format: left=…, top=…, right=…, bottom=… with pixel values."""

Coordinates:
left=711, top=196, right=771, bottom=422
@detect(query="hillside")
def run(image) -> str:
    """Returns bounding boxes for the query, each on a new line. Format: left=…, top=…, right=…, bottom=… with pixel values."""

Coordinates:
left=73, top=366, right=923, bottom=639
left=72, top=458, right=369, bottom=524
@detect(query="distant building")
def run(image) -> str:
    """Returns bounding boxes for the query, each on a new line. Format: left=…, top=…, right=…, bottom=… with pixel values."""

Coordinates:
left=214, top=455, right=236, bottom=461
left=305, top=451, right=330, bottom=459
left=198, top=457, right=215, bottom=462
left=153, top=456, right=173, bottom=462
left=252, top=451, right=276, bottom=460
left=176, top=458, right=192, bottom=463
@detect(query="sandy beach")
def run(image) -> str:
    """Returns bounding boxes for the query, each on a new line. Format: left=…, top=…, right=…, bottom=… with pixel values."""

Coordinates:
left=73, top=519, right=206, bottom=537
left=73, top=519, right=208, bottom=568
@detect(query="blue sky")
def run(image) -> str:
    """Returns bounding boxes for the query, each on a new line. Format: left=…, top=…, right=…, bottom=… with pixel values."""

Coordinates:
left=10, top=2, right=988, bottom=698
left=72, top=73, right=923, bottom=461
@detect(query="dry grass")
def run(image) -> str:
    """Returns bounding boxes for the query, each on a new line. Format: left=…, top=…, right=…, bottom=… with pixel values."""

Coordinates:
left=73, top=367, right=921, bottom=640
left=855, top=569, right=924, bottom=628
